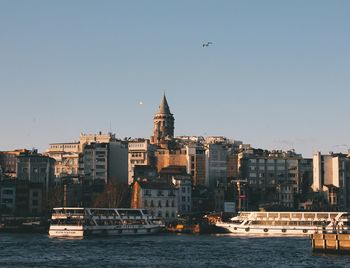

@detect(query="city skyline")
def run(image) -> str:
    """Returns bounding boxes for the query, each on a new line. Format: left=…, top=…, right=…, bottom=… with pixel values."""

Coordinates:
left=1, top=1, right=349, bottom=157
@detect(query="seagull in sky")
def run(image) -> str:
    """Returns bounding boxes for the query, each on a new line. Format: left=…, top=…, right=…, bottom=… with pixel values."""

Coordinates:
left=202, top=42, right=213, bottom=47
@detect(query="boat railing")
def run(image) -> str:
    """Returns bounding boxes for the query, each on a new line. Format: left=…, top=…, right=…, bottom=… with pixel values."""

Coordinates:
left=314, top=225, right=349, bottom=235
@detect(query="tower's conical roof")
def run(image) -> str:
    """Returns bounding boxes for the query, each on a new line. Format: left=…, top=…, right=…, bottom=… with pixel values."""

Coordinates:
left=158, top=94, right=171, bottom=114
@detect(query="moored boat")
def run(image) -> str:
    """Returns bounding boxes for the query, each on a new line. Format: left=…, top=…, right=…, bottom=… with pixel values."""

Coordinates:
left=216, top=211, right=350, bottom=236
left=49, top=207, right=165, bottom=238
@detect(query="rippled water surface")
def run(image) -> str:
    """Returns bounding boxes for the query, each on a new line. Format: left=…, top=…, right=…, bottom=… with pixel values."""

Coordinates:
left=0, top=233, right=349, bottom=267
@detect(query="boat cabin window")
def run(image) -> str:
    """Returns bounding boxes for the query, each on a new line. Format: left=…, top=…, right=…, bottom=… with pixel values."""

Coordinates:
left=51, top=218, right=82, bottom=225
left=118, top=209, right=142, bottom=217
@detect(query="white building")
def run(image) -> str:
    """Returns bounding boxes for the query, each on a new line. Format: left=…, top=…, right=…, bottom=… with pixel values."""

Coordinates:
left=172, top=176, right=192, bottom=214
left=128, top=139, right=155, bottom=185
left=131, top=180, right=178, bottom=221
left=46, top=142, right=80, bottom=177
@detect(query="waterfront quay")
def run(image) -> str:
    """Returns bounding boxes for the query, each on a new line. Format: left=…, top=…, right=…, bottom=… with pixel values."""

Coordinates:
left=311, top=233, right=350, bottom=254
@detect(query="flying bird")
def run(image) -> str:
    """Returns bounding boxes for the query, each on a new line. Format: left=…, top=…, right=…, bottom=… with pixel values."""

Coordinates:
left=202, top=42, right=213, bottom=47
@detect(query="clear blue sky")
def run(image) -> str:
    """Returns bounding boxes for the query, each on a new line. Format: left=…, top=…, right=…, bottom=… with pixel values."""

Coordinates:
left=0, top=1, right=349, bottom=157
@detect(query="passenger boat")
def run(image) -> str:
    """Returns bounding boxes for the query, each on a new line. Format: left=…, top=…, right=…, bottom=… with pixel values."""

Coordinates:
left=216, top=211, right=350, bottom=236
left=49, top=207, right=165, bottom=238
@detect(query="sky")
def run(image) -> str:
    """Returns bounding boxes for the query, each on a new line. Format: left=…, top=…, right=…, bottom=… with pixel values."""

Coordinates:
left=0, top=1, right=349, bottom=157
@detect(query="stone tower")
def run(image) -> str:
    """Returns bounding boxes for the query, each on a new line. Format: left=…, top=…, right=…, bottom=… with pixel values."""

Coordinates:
left=151, top=94, right=175, bottom=146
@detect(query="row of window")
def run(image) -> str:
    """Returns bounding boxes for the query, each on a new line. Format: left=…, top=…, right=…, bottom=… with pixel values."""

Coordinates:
left=144, top=190, right=175, bottom=196
left=129, top=143, right=147, bottom=148
left=181, top=186, right=191, bottom=193
left=130, top=152, right=144, bottom=157
left=249, top=173, right=296, bottom=178
left=22, top=167, right=47, bottom=174
left=144, top=200, right=175, bottom=208
left=56, top=168, right=77, bottom=174
left=2, top=190, right=14, bottom=195
left=181, top=196, right=191, bottom=202
left=51, top=144, right=78, bottom=149
left=157, top=211, right=176, bottom=218
left=250, top=159, right=288, bottom=164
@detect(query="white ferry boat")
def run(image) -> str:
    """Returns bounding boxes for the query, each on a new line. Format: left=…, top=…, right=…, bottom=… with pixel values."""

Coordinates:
left=216, top=211, right=350, bottom=236
left=49, top=207, right=165, bottom=238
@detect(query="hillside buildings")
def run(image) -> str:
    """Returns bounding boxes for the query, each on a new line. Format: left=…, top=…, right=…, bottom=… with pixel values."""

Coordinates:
left=2, top=93, right=350, bottom=218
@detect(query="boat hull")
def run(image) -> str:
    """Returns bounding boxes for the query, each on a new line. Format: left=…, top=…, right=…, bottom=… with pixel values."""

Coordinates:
left=49, top=225, right=163, bottom=238
left=49, top=226, right=84, bottom=237
left=216, top=223, right=317, bottom=236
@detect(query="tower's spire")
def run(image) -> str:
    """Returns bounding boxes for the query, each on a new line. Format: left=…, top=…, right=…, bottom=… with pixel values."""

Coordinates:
left=158, top=93, right=171, bottom=114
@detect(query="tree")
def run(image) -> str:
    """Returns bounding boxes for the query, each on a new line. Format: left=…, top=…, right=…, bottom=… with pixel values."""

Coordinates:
left=92, top=181, right=130, bottom=208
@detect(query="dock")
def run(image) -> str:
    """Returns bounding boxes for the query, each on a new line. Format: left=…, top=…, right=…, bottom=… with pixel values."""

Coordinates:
left=311, top=233, right=350, bottom=254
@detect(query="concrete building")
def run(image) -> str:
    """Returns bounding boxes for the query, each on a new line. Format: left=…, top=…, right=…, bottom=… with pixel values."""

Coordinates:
left=46, top=142, right=80, bottom=177
left=128, top=139, right=156, bottom=185
left=158, top=166, right=192, bottom=214
left=47, top=132, right=119, bottom=178
left=16, top=151, right=55, bottom=185
left=150, top=94, right=175, bottom=146
left=131, top=180, right=178, bottom=221
left=0, top=149, right=29, bottom=178
left=312, top=152, right=350, bottom=210
left=172, top=176, right=192, bottom=214
left=79, top=140, right=128, bottom=185
left=155, top=147, right=188, bottom=173
left=239, top=148, right=307, bottom=208
left=185, top=144, right=206, bottom=186
left=205, top=142, right=227, bottom=187
left=0, top=179, right=16, bottom=215
left=15, top=151, right=55, bottom=215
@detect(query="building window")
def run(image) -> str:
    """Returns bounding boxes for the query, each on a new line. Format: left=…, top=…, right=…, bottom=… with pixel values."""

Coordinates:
left=144, top=200, right=148, bottom=207
left=172, top=200, right=175, bottom=207
left=32, top=200, right=38, bottom=206
left=182, top=187, right=186, bottom=193
left=32, top=191, right=39, bottom=197
left=182, top=196, right=186, bottom=202
left=158, top=200, right=162, bottom=208
left=166, top=200, right=169, bottom=207
left=150, top=200, right=154, bottom=207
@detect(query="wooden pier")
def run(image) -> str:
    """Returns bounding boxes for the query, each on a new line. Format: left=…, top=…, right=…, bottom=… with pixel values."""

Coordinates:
left=311, top=233, right=350, bottom=254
